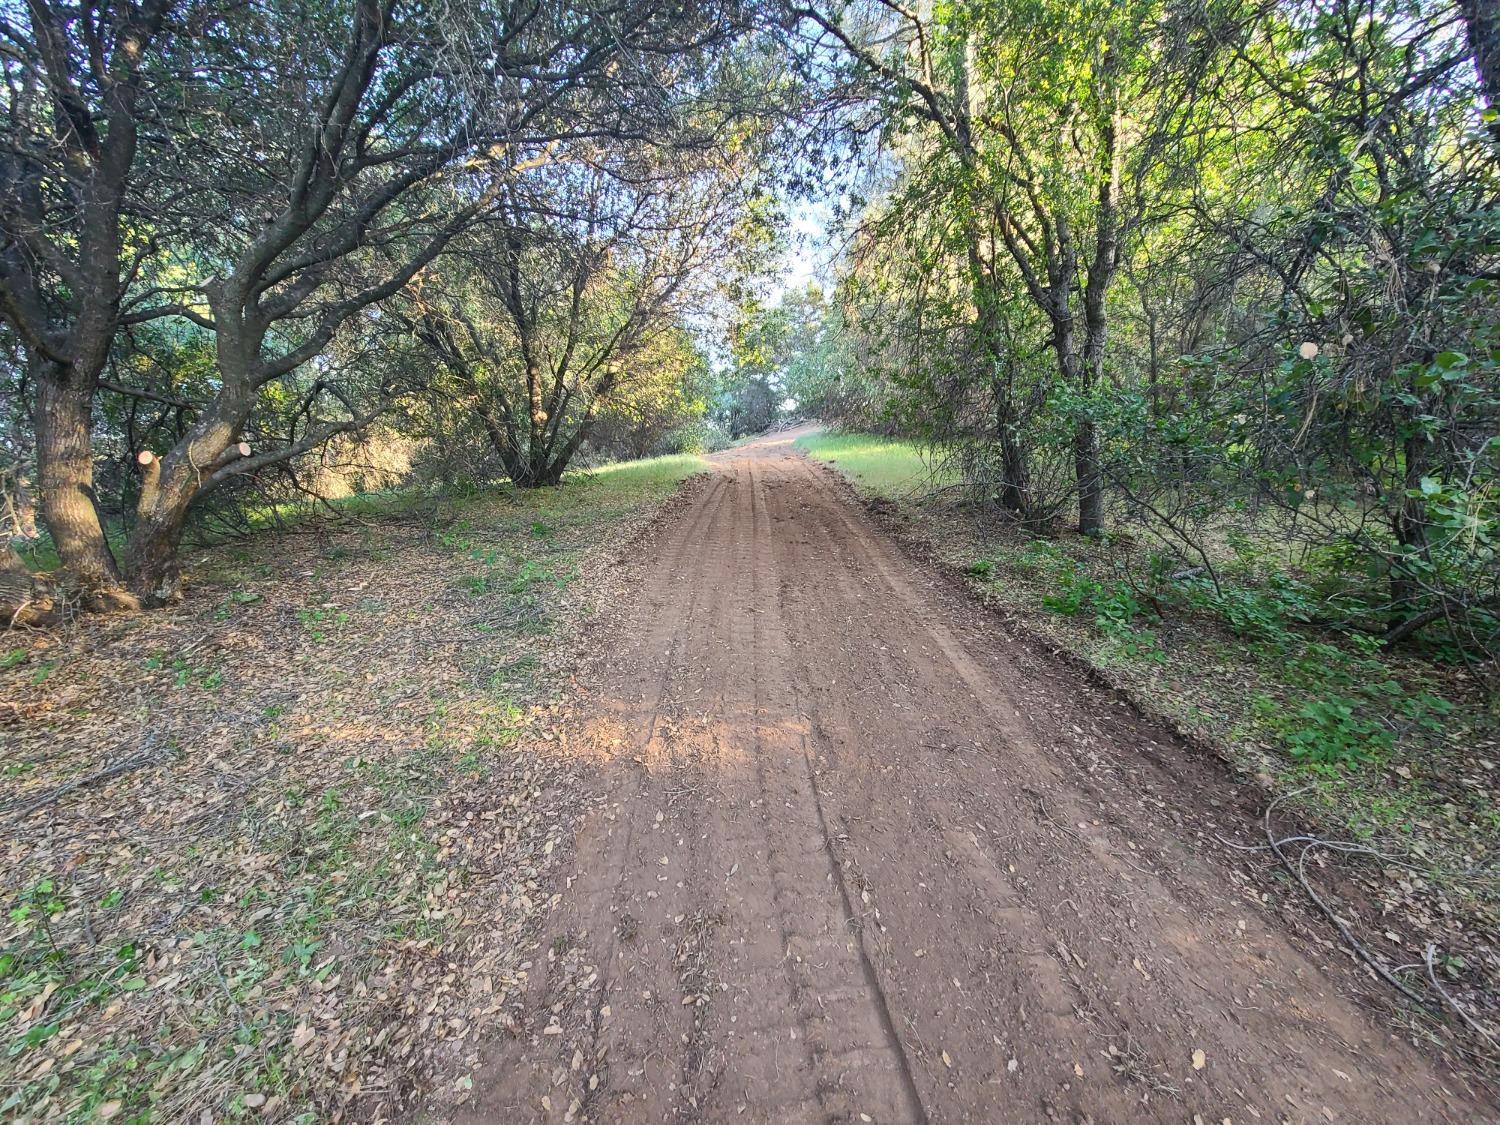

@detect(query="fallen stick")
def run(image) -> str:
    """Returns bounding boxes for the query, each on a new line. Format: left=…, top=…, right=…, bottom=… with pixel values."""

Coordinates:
left=1426, top=942, right=1500, bottom=1053
left=1260, top=789, right=1498, bottom=1053
left=5, top=746, right=172, bottom=821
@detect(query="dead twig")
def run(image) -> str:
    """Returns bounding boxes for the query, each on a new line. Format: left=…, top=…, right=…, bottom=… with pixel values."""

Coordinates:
left=1258, top=788, right=1499, bottom=1054
left=4, top=743, right=174, bottom=821
left=1021, top=784, right=1080, bottom=840
left=1426, top=943, right=1500, bottom=1053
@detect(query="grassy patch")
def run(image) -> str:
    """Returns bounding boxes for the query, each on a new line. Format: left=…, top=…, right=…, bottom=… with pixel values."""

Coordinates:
left=795, top=431, right=944, bottom=497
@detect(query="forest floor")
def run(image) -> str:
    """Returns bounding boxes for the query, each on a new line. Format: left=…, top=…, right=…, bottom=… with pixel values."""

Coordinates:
left=0, top=455, right=703, bottom=1122
left=448, top=430, right=1494, bottom=1123
left=4, top=433, right=1498, bottom=1123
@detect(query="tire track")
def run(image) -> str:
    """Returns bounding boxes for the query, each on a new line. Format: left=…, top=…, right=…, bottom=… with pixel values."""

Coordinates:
left=456, top=432, right=1491, bottom=1125
left=741, top=457, right=926, bottom=1123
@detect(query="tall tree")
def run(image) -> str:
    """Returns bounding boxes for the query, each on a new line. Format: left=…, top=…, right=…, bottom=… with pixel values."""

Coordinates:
left=412, top=135, right=768, bottom=486
left=1, top=0, right=750, bottom=602
left=795, top=0, right=1225, bottom=533
left=0, top=0, right=192, bottom=597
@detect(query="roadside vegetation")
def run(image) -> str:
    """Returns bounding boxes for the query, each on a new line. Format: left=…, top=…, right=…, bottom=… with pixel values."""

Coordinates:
left=0, top=456, right=702, bottom=1121
left=0, top=0, right=776, bottom=617
left=735, top=0, right=1500, bottom=1055
left=801, top=429, right=1499, bottom=1041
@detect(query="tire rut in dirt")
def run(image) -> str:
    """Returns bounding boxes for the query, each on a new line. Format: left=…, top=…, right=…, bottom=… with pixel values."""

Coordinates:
left=765, top=451, right=1486, bottom=1123
left=453, top=434, right=1493, bottom=1125
left=454, top=473, right=734, bottom=1122
left=725, top=458, right=928, bottom=1123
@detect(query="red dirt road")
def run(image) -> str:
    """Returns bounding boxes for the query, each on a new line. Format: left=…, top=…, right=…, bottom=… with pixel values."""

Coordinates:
left=454, top=432, right=1492, bottom=1123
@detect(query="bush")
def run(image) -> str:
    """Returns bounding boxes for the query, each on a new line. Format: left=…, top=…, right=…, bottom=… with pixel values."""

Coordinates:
left=1041, top=564, right=1166, bottom=663
left=1253, top=693, right=1392, bottom=769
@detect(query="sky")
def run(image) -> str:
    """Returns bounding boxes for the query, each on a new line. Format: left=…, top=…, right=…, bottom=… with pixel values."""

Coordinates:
left=770, top=199, right=838, bottom=300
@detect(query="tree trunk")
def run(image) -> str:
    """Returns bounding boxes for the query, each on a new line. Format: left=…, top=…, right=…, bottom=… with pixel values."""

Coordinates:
left=0, top=541, right=56, bottom=626
left=124, top=444, right=193, bottom=603
left=475, top=403, right=527, bottom=483
left=968, top=245, right=1033, bottom=519
left=121, top=298, right=253, bottom=603
left=1388, top=425, right=1431, bottom=629
left=1463, top=0, right=1500, bottom=145
left=2, top=461, right=39, bottom=545
left=1053, top=309, right=1105, bottom=537
left=1074, top=64, right=1122, bottom=540
left=33, top=359, right=122, bottom=588
left=1074, top=419, right=1105, bottom=536
left=123, top=508, right=189, bottom=604
left=123, top=434, right=240, bottom=604
left=993, top=378, right=1032, bottom=518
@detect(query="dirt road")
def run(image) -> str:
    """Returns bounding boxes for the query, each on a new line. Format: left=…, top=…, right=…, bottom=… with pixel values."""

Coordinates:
left=455, top=432, right=1490, bottom=1123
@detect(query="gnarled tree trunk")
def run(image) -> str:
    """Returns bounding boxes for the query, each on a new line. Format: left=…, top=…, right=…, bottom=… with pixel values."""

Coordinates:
left=121, top=301, right=260, bottom=602
left=33, top=359, right=121, bottom=591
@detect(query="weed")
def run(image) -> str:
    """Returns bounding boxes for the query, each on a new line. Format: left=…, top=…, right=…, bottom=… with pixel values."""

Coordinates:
left=1041, top=566, right=1097, bottom=617
left=296, top=605, right=349, bottom=642
left=1253, top=693, right=1392, bottom=769
left=508, top=558, right=552, bottom=594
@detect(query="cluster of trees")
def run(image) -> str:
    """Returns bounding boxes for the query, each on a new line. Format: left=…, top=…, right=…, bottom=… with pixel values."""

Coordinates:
left=786, top=0, right=1500, bottom=656
left=0, top=0, right=782, bottom=612
left=7, top=0, right=1496, bottom=657
left=715, top=284, right=822, bottom=435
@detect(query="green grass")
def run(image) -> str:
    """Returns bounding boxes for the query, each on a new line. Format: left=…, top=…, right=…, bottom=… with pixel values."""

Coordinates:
left=566, top=451, right=707, bottom=493
left=252, top=452, right=708, bottom=534
left=468, top=453, right=708, bottom=544
left=16, top=453, right=708, bottom=575
left=795, top=431, right=942, bottom=498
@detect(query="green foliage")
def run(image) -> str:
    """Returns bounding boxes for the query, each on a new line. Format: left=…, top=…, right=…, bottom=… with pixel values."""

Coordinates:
left=1183, top=577, right=1316, bottom=644
left=1040, top=563, right=1166, bottom=663
left=295, top=606, right=349, bottom=643
left=806, top=0, right=1500, bottom=662
left=1253, top=694, right=1392, bottom=770
left=1039, top=566, right=1096, bottom=617
left=721, top=286, right=841, bottom=434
